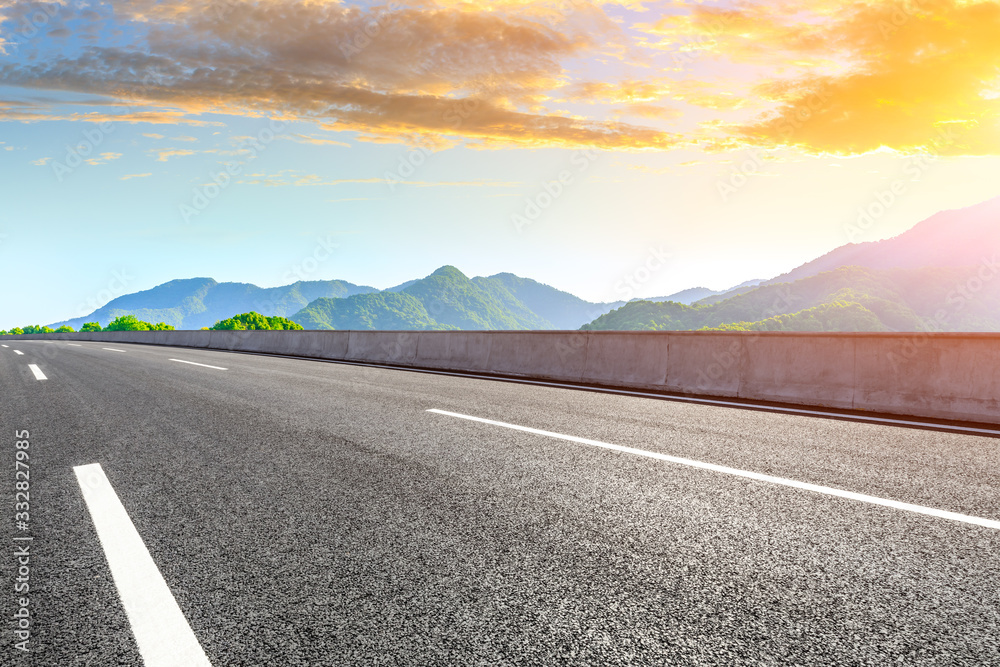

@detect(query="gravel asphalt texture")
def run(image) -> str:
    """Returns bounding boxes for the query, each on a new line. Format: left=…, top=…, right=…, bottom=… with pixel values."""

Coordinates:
left=2, top=339, right=999, bottom=666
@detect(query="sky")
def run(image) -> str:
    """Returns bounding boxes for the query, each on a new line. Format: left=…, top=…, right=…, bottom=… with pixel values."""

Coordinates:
left=2, top=0, right=1000, bottom=329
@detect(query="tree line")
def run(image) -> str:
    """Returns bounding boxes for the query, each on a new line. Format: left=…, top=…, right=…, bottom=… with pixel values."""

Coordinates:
left=0, top=312, right=303, bottom=335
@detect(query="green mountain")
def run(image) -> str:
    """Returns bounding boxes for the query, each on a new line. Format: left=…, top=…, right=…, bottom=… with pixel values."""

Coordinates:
left=696, top=196, right=1000, bottom=306
left=479, top=272, right=624, bottom=329
left=45, top=267, right=622, bottom=332
left=50, top=278, right=378, bottom=330
left=290, top=266, right=620, bottom=331
left=293, top=292, right=446, bottom=331
left=582, top=265, right=1000, bottom=332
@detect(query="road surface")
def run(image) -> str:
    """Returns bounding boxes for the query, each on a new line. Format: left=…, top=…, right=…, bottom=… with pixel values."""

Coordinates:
left=2, top=339, right=999, bottom=665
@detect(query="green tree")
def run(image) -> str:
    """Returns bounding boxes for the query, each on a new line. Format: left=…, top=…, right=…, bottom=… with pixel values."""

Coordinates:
left=81, top=322, right=102, bottom=332
left=56, top=326, right=75, bottom=333
left=104, top=315, right=175, bottom=331
left=11, top=327, right=23, bottom=335
left=105, top=315, right=148, bottom=331
left=21, top=325, right=55, bottom=334
left=210, top=312, right=303, bottom=331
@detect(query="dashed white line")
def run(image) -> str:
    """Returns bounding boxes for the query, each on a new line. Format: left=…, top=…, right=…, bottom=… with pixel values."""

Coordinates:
left=73, top=464, right=213, bottom=666
left=102, top=348, right=126, bottom=352
left=28, top=365, right=47, bottom=381
left=14, top=350, right=24, bottom=355
left=168, top=359, right=227, bottom=371
left=428, top=409, right=1000, bottom=531
left=67, top=343, right=82, bottom=347
left=1, top=344, right=8, bottom=347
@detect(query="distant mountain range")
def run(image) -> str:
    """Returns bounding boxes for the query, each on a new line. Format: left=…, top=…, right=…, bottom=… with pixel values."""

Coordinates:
left=53, top=267, right=623, bottom=332
left=51, top=278, right=379, bottom=331
left=585, top=265, right=1000, bottom=332
left=645, top=281, right=763, bottom=305
left=47, top=196, right=1000, bottom=333
left=596, top=196, right=1000, bottom=332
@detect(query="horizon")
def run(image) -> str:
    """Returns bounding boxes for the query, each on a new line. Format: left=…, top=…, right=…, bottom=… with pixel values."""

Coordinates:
left=3, top=1, right=1000, bottom=329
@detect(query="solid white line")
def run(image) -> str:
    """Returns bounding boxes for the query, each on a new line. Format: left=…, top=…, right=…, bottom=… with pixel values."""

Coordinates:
left=74, top=464, right=212, bottom=666
left=168, top=359, right=228, bottom=371
left=428, top=409, right=1000, bottom=531
left=28, top=364, right=47, bottom=381
left=14, top=350, right=24, bottom=355
left=261, top=355, right=1000, bottom=438
left=102, top=348, right=126, bottom=352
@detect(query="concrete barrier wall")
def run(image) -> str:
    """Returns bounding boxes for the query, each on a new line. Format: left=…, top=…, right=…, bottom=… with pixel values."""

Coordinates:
left=13, top=330, right=1000, bottom=425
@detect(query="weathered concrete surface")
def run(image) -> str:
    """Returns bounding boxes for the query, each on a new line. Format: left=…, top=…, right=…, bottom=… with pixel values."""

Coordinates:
left=664, top=333, right=744, bottom=398
left=854, top=334, right=1000, bottom=423
left=485, top=332, right=590, bottom=383
left=345, top=331, right=420, bottom=366
left=12, top=330, right=1000, bottom=425
left=410, top=332, right=494, bottom=373
left=740, top=334, right=857, bottom=410
left=581, top=332, right=670, bottom=390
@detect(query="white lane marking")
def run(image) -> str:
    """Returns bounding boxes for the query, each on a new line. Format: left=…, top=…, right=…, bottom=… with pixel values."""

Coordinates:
left=14, top=350, right=24, bottom=355
left=428, top=409, right=1000, bottom=531
left=67, top=343, right=82, bottom=347
left=267, top=355, right=1000, bottom=438
left=102, top=348, right=126, bottom=352
left=28, top=365, right=47, bottom=381
left=168, top=359, right=227, bottom=371
left=74, top=464, right=212, bottom=666
left=1, top=344, right=8, bottom=347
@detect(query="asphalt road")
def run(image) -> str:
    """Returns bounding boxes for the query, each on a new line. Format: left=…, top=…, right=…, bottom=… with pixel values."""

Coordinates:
left=2, top=339, right=999, bottom=666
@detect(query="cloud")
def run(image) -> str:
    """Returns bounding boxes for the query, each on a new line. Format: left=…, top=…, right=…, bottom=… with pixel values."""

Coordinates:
left=236, top=169, right=520, bottom=188
left=153, top=148, right=196, bottom=161
left=0, top=1, right=677, bottom=150
left=642, top=0, right=1000, bottom=156
left=612, top=104, right=681, bottom=120
left=121, top=172, right=152, bottom=180
left=142, top=133, right=164, bottom=139
left=83, top=151, right=122, bottom=165
left=6, top=0, right=999, bottom=156
left=283, top=133, right=351, bottom=147
left=0, top=109, right=225, bottom=126
left=31, top=156, right=52, bottom=166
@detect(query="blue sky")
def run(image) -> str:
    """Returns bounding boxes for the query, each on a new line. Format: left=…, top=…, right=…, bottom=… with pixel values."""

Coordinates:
left=3, top=0, right=1000, bottom=329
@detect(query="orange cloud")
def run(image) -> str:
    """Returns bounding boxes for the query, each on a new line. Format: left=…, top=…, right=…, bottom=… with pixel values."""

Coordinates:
left=6, top=0, right=999, bottom=156
left=153, top=149, right=196, bottom=161
left=0, top=1, right=676, bottom=150
left=641, top=0, right=1000, bottom=156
